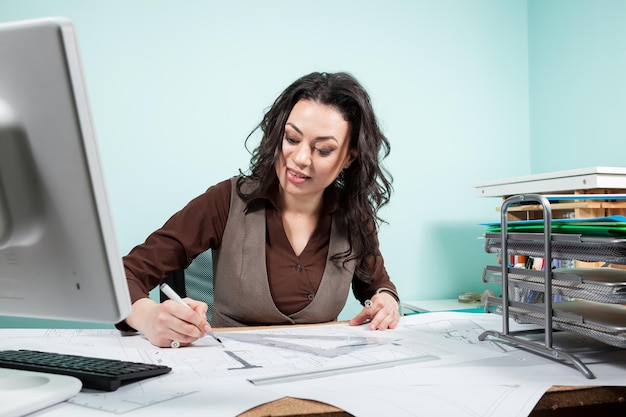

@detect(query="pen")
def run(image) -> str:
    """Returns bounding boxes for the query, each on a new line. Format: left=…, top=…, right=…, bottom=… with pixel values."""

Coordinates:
left=159, top=283, right=223, bottom=344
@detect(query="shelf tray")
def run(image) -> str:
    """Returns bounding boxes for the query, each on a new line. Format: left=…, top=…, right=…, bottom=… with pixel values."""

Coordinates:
left=482, top=265, right=626, bottom=304
left=486, top=297, right=626, bottom=348
left=484, top=232, right=626, bottom=264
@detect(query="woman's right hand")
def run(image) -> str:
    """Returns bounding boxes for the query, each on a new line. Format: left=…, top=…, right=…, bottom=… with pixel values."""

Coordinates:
left=125, top=297, right=212, bottom=348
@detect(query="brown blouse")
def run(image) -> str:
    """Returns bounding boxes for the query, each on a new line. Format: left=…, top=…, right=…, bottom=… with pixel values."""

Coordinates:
left=122, top=177, right=397, bottom=317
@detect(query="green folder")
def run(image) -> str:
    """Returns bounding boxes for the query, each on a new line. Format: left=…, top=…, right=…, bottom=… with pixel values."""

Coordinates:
left=482, top=215, right=626, bottom=237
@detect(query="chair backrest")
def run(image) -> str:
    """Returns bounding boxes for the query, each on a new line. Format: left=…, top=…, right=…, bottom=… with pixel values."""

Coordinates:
left=160, top=249, right=214, bottom=322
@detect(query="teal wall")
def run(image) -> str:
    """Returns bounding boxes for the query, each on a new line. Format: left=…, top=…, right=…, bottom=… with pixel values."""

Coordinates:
left=528, top=0, right=626, bottom=173
left=0, top=0, right=531, bottom=327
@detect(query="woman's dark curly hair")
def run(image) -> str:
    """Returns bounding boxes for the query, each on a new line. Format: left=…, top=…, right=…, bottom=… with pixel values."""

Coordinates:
left=237, top=71, right=392, bottom=283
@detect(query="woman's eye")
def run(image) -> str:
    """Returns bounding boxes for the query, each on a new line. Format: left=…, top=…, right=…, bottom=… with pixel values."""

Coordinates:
left=315, top=148, right=333, bottom=156
left=285, top=136, right=298, bottom=145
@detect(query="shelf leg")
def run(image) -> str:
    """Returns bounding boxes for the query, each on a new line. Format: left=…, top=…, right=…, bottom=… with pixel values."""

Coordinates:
left=478, top=330, right=596, bottom=379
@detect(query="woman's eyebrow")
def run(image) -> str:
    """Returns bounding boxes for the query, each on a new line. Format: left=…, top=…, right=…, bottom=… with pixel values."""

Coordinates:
left=285, top=122, right=302, bottom=135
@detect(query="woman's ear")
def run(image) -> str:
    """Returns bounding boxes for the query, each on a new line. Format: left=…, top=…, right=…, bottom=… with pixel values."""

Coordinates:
left=343, top=150, right=358, bottom=170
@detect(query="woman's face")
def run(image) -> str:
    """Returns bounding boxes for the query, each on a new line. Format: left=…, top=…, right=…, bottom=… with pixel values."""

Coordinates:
left=275, top=99, right=354, bottom=206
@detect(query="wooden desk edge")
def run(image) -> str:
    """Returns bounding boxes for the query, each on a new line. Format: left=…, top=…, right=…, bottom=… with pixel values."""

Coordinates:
left=533, top=385, right=626, bottom=411
left=239, top=397, right=350, bottom=417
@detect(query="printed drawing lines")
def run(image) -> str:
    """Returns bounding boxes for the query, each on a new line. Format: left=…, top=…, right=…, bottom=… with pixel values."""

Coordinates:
left=224, top=350, right=263, bottom=370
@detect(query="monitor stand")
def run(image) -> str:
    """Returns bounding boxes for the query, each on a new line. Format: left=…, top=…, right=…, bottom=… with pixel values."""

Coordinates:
left=0, top=368, right=82, bottom=417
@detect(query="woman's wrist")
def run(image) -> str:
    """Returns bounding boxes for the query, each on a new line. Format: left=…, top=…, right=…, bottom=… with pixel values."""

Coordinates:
left=374, top=287, right=400, bottom=303
left=125, top=297, right=156, bottom=333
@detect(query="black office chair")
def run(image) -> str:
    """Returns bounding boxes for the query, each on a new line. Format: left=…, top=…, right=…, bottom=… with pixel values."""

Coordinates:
left=160, top=249, right=214, bottom=322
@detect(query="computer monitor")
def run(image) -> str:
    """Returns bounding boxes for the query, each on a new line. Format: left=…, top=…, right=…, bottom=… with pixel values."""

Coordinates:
left=0, top=16, right=132, bottom=415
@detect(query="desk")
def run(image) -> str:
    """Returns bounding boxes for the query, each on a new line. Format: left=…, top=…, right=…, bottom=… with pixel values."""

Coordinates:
left=2, top=312, right=626, bottom=417
left=402, top=298, right=484, bottom=313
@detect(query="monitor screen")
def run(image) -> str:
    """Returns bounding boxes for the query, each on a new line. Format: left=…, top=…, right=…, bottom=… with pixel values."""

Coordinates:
left=0, top=17, right=131, bottom=324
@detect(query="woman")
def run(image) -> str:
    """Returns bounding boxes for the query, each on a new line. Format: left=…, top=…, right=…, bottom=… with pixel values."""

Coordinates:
left=119, top=72, right=400, bottom=348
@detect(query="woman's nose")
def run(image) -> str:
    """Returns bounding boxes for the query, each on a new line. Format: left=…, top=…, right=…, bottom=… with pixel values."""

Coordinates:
left=292, top=144, right=311, bottom=166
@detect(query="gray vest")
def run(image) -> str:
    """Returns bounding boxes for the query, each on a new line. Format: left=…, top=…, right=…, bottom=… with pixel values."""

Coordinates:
left=211, top=178, right=356, bottom=327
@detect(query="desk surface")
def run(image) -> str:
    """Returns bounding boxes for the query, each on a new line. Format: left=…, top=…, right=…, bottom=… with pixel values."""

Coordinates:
left=402, top=298, right=484, bottom=313
left=2, top=313, right=626, bottom=417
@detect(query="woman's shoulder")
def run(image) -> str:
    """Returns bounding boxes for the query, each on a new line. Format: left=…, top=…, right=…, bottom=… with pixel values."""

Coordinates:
left=186, top=177, right=235, bottom=213
left=209, top=177, right=236, bottom=192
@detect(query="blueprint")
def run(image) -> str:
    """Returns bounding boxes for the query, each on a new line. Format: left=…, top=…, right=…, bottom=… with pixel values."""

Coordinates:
left=2, top=312, right=626, bottom=417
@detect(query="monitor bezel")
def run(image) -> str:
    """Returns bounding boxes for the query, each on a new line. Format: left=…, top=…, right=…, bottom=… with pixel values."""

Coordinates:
left=0, top=17, right=131, bottom=324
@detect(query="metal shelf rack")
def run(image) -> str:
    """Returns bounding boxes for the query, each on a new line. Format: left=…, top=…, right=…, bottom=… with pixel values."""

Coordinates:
left=478, top=194, right=626, bottom=379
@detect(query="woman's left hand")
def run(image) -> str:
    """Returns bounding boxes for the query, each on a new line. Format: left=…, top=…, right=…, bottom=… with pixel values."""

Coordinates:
left=349, top=291, right=400, bottom=330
